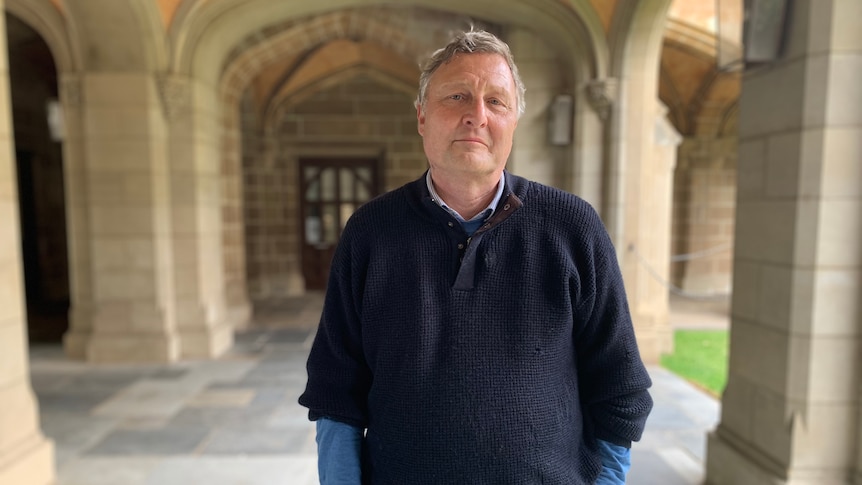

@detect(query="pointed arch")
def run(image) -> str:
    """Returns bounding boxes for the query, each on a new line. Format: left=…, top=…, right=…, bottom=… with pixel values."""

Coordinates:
left=171, top=0, right=607, bottom=86
left=5, top=0, right=78, bottom=72
left=62, top=0, right=167, bottom=71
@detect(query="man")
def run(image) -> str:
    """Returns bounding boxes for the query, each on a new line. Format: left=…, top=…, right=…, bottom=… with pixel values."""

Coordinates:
left=299, top=29, right=653, bottom=484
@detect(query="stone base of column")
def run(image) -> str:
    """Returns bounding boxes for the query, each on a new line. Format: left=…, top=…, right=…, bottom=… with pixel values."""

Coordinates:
left=0, top=434, right=55, bottom=485
left=86, top=331, right=180, bottom=363
left=178, top=322, right=233, bottom=359
left=706, top=428, right=784, bottom=485
left=707, top=427, right=857, bottom=485
left=227, top=301, right=252, bottom=331
left=63, top=328, right=89, bottom=360
left=63, top=304, right=95, bottom=360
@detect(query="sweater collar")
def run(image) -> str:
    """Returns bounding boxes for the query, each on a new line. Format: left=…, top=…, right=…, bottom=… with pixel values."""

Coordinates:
left=424, top=171, right=505, bottom=223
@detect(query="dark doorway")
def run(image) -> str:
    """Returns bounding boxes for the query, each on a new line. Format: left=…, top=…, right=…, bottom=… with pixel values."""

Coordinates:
left=7, top=13, right=70, bottom=342
left=299, top=158, right=380, bottom=290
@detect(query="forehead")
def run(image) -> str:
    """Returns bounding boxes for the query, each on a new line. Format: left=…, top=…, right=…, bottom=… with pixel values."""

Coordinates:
left=429, top=53, right=516, bottom=93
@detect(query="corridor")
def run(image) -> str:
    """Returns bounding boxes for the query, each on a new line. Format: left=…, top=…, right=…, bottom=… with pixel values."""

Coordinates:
left=32, top=295, right=721, bottom=485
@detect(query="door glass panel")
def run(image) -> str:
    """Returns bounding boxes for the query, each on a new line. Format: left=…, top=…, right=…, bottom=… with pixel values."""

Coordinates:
left=306, top=179, right=320, bottom=201
left=321, top=168, right=336, bottom=202
left=340, top=203, right=355, bottom=229
left=356, top=179, right=370, bottom=201
left=321, top=204, right=337, bottom=243
left=340, top=168, right=354, bottom=201
left=356, top=167, right=370, bottom=184
left=304, top=166, right=319, bottom=182
left=358, top=168, right=372, bottom=200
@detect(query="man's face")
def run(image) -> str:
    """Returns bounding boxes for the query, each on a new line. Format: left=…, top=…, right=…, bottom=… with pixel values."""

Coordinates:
left=417, top=53, right=519, bottom=182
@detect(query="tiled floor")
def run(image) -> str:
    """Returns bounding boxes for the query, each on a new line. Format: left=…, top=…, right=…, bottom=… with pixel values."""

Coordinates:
left=31, top=294, right=723, bottom=484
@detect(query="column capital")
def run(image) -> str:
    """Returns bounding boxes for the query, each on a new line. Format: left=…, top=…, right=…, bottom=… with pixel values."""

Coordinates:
left=157, top=74, right=191, bottom=122
left=59, top=75, right=83, bottom=109
left=584, top=78, right=618, bottom=121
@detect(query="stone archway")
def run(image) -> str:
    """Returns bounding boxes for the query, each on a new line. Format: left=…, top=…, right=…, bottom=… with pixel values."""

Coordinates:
left=6, top=12, right=70, bottom=343
left=174, top=0, right=610, bottom=330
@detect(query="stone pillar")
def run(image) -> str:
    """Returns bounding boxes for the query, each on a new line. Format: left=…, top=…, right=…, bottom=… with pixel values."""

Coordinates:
left=60, top=74, right=96, bottom=359
left=578, top=78, right=616, bottom=207
left=63, top=72, right=180, bottom=363
left=158, top=75, right=233, bottom=358
left=706, top=1, right=862, bottom=483
left=626, top=106, right=680, bottom=362
left=0, top=4, right=56, bottom=482
left=608, top=0, right=675, bottom=364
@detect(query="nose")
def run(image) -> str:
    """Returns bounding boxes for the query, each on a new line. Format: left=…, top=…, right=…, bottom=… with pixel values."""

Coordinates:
left=462, top=99, right=488, bottom=127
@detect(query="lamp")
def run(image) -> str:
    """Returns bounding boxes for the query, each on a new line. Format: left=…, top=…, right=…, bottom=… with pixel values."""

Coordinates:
left=548, top=94, right=573, bottom=146
left=46, top=99, right=64, bottom=142
left=742, top=0, right=792, bottom=64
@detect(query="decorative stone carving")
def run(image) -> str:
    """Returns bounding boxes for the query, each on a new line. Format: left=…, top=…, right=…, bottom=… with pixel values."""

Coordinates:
left=584, top=78, right=618, bottom=121
left=157, top=75, right=191, bottom=121
left=60, top=75, right=83, bottom=109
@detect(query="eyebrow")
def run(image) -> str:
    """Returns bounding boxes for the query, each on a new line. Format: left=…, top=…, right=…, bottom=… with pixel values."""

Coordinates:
left=434, top=80, right=514, bottom=99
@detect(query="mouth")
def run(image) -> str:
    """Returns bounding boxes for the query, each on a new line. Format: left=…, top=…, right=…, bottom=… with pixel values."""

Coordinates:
left=454, top=138, right=488, bottom=147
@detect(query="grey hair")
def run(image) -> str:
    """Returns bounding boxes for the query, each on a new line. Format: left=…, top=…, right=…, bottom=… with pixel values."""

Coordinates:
left=414, top=29, right=526, bottom=118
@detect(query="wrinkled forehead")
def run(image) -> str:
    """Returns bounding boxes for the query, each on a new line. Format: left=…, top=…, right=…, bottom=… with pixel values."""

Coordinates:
left=429, top=53, right=516, bottom=94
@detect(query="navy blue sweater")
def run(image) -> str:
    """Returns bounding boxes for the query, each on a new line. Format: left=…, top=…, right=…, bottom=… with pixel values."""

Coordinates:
left=300, top=172, right=653, bottom=484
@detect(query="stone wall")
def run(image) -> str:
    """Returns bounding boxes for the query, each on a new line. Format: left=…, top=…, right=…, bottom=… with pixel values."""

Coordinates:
left=244, top=74, right=424, bottom=300
left=671, top=136, right=736, bottom=296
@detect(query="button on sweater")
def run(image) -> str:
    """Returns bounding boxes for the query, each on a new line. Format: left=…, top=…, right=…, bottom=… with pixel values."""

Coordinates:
left=300, top=171, right=653, bottom=484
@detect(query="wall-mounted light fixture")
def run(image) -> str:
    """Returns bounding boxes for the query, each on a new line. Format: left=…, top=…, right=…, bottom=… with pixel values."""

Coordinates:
left=743, top=0, right=792, bottom=65
left=548, top=94, right=573, bottom=146
left=46, top=99, right=64, bottom=142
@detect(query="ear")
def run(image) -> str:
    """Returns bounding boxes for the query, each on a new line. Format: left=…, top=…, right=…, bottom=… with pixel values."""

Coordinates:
left=417, top=104, right=425, bottom=136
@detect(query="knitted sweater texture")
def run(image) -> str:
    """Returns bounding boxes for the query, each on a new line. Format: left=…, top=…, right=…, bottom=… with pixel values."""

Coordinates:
left=300, top=172, right=653, bottom=484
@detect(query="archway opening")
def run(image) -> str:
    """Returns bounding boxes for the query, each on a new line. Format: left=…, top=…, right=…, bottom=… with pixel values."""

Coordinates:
left=6, top=12, right=70, bottom=343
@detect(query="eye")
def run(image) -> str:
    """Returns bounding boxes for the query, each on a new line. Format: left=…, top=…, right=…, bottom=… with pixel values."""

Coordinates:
left=450, top=94, right=464, bottom=101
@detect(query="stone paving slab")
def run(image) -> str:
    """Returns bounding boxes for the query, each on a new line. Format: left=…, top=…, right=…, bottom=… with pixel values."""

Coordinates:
left=31, top=302, right=720, bottom=485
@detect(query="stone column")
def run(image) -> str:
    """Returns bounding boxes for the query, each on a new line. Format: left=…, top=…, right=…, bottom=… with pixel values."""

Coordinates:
left=0, top=4, right=55, bottom=482
left=607, top=0, right=676, bottom=364
left=626, top=106, right=680, bottom=362
left=60, top=73, right=95, bottom=359
left=705, top=1, right=862, bottom=483
left=64, top=72, right=180, bottom=363
left=158, top=75, right=233, bottom=358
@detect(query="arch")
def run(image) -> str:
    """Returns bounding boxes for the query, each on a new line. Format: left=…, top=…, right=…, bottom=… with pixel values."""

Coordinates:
left=218, top=8, right=429, bottom=106
left=262, top=40, right=419, bottom=127
left=171, top=0, right=608, bottom=86
left=5, top=0, right=78, bottom=72
left=62, top=0, right=167, bottom=71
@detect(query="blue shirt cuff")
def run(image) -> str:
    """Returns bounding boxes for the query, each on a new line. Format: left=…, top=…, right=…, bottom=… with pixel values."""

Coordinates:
left=594, top=438, right=631, bottom=484
left=316, top=417, right=363, bottom=485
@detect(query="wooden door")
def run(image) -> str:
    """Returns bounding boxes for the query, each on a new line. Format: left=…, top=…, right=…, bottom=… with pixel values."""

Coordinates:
left=300, top=158, right=379, bottom=290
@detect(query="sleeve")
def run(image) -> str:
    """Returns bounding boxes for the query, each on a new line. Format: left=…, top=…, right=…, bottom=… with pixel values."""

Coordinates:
left=594, top=439, right=631, bottom=484
left=299, top=225, right=373, bottom=428
left=572, top=209, right=653, bottom=448
left=316, top=417, right=363, bottom=485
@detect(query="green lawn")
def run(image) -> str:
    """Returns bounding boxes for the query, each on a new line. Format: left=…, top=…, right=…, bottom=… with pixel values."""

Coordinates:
left=660, top=329, right=729, bottom=397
